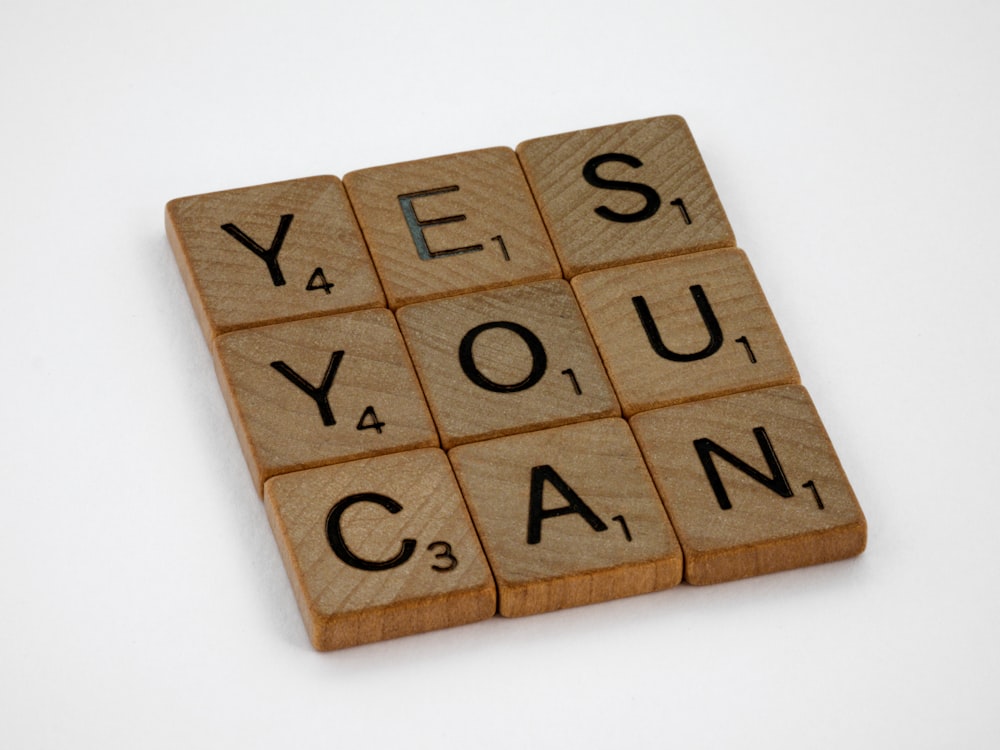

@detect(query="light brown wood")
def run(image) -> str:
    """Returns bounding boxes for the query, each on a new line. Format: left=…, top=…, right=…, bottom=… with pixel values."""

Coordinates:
left=166, top=176, right=385, bottom=341
left=264, top=448, right=496, bottom=650
left=212, top=309, right=439, bottom=495
left=165, top=116, right=868, bottom=650
left=630, top=384, right=866, bottom=585
left=572, top=247, right=799, bottom=416
left=395, top=279, right=620, bottom=448
left=517, top=115, right=735, bottom=277
left=450, top=418, right=682, bottom=617
left=343, top=147, right=562, bottom=308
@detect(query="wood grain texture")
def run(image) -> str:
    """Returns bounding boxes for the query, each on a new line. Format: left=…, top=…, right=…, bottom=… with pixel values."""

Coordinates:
left=343, top=147, right=561, bottom=308
left=212, top=309, right=438, bottom=496
left=630, top=385, right=866, bottom=585
left=572, top=247, right=799, bottom=416
left=450, top=418, right=682, bottom=617
left=517, top=115, right=735, bottom=277
left=264, top=449, right=496, bottom=650
left=165, top=116, right=868, bottom=650
left=166, top=176, right=385, bottom=341
left=396, top=279, right=620, bottom=448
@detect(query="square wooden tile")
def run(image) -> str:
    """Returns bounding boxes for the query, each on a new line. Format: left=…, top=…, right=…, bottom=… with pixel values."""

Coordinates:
left=213, top=309, right=438, bottom=495
left=517, top=115, right=735, bottom=276
left=166, top=176, right=385, bottom=341
left=630, top=385, right=866, bottom=585
left=264, top=448, right=496, bottom=650
left=572, top=247, right=799, bottom=416
left=450, top=418, right=682, bottom=617
left=343, top=147, right=562, bottom=308
left=395, top=279, right=620, bottom=448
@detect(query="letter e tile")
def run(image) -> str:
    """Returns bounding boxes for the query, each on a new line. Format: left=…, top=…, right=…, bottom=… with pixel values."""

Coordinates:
left=450, top=418, right=682, bottom=617
left=572, top=248, right=799, bottom=415
left=630, top=385, right=866, bottom=585
left=517, top=115, right=735, bottom=276
left=264, top=449, right=496, bottom=650
left=213, top=309, right=438, bottom=495
left=396, top=280, right=619, bottom=448
left=166, top=176, right=385, bottom=340
left=343, top=147, right=561, bottom=308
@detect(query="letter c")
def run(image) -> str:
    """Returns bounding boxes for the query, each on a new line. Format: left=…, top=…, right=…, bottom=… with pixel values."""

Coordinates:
left=325, top=493, right=417, bottom=571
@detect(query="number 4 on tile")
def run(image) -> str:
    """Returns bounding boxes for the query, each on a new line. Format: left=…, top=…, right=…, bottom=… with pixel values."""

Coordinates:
left=356, top=406, right=385, bottom=434
left=306, top=267, right=334, bottom=294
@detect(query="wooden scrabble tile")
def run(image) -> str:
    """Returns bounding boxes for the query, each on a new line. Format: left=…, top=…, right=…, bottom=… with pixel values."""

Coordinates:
left=264, top=448, right=496, bottom=650
left=343, top=147, right=562, bottom=308
left=517, top=115, right=735, bottom=276
left=630, top=385, right=866, bottom=585
left=166, top=176, right=385, bottom=341
left=572, top=247, right=799, bottom=416
left=213, top=309, right=438, bottom=495
left=449, top=418, right=682, bottom=617
left=395, top=279, right=620, bottom=448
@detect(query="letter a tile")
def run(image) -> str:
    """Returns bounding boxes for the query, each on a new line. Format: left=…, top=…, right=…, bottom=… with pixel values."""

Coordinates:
left=166, top=176, right=385, bottom=341
left=396, top=280, right=620, bottom=448
left=630, top=385, right=866, bottom=585
left=213, top=309, right=438, bottom=495
left=265, top=449, right=496, bottom=650
left=343, top=147, right=561, bottom=308
left=517, top=115, right=735, bottom=277
left=450, top=419, right=682, bottom=617
left=572, top=247, right=799, bottom=415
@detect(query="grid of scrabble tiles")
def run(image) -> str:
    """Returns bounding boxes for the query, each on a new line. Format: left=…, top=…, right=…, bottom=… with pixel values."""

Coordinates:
left=166, top=115, right=866, bottom=650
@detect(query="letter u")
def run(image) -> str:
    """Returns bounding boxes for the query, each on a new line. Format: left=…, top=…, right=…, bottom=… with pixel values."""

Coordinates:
left=631, top=285, right=723, bottom=362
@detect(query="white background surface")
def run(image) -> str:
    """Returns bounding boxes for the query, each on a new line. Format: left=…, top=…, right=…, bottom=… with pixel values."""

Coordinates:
left=3, top=1, right=998, bottom=747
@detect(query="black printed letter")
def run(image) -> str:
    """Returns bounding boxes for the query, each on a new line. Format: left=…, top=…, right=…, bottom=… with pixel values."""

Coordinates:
left=582, top=153, right=661, bottom=223
left=220, top=213, right=293, bottom=286
left=326, top=493, right=417, bottom=571
left=397, top=186, right=484, bottom=260
left=459, top=321, right=547, bottom=393
left=527, top=465, right=608, bottom=544
left=693, top=427, right=794, bottom=510
left=270, top=350, right=344, bottom=426
left=632, top=285, right=723, bottom=362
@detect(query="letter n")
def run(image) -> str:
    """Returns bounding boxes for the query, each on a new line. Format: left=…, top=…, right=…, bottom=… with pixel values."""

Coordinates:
left=693, top=427, right=794, bottom=510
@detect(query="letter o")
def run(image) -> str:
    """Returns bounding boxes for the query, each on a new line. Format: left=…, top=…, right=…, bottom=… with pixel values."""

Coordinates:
left=458, top=321, right=548, bottom=393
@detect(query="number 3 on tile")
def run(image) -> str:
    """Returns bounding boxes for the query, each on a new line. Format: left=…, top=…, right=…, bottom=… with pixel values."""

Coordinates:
left=427, top=541, right=458, bottom=572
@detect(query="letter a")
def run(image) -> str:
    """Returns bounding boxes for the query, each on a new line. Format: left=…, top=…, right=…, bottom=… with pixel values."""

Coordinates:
left=527, top=465, right=608, bottom=544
